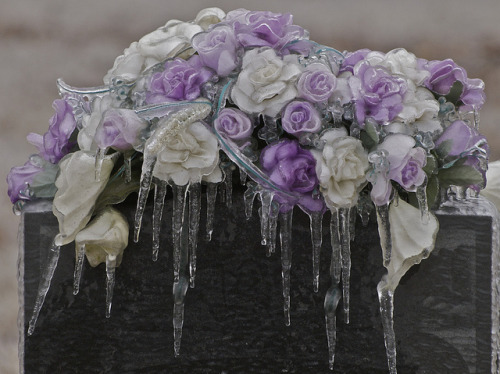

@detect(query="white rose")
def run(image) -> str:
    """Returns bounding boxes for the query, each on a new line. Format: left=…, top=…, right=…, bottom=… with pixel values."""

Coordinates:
left=230, top=48, right=302, bottom=117
left=194, top=7, right=226, bottom=30
left=312, top=128, right=369, bottom=208
left=152, top=121, right=220, bottom=186
left=78, top=95, right=116, bottom=151
left=397, top=84, right=440, bottom=125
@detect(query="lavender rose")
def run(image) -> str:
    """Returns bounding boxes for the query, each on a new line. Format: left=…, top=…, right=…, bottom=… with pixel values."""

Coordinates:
left=146, top=55, right=214, bottom=103
left=94, top=108, right=148, bottom=151
left=339, top=49, right=371, bottom=74
left=281, top=100, right=321, bottom=136
left=297, top=63, right=336, bottom=103
left=192, top=24, right=240, bottom=77
left=214, top=108, right=253, bottom=144
left=349, top=60, right=407, bottom=125
left=260, top=139, right=323, bottom=211
left=369, top=134, right=427, bottom=206
left=6, top=159, right=44, bottom=203
left=27, top=99, right=76, bottom=164
left=424, top=59, right=486, bottom=110
left=226, top=9, right=308, bottom=53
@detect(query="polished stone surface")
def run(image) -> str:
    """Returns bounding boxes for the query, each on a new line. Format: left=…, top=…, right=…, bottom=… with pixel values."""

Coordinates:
left=20, top=190, right=498, bottom=373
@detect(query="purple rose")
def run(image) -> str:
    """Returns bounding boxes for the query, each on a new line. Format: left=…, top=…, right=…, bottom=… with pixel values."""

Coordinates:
left=281, top=100, right=321, bottom=136
left=192, top=24, right=240, bottom=77
left=214, top=108, right=253, bottom=145
left=369, top=134, right=427, bottom=206
left=349, top=61, right=407, bottom=125
left=6, top=159, right=44, bottom=203
left=424, top=59, right=485, bottom=110
left=94, top=108, right=148, bottom=151
left=339, top=49, right=371, bottom=74
left=146, top=55, right=214, bottom=103
left=297, top=63, right=336, bottom=103
left=226, top=9, right=307, bottom=53
left=26, top=99, right=76, bottom=164
left=260, top=139, right=323, bottom=211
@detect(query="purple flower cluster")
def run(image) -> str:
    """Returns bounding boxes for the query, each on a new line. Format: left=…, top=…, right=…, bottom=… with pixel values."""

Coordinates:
left=6, top=159, right=44, bottom=204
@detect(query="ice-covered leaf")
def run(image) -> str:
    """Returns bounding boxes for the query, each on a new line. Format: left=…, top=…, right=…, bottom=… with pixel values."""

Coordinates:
left=377, top=198, right=439, bottom=291
left=438, top=164, right=484, bottom=187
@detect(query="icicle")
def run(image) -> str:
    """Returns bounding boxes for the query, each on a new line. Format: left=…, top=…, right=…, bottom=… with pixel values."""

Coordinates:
left=330, top=211, right=341, bottom=284
left=205, top=183, right=217, bottom=241
left=28, top=241, right=61, bottom=335
left=73, top=244, right=86, bottom=295
left=243, top=182, right=259, bottom=220
left=105, top=254, right=117, bottom=318
left=416, top=177, right=430, bottom=224
left=172, top=184, right=188, bottom=283
left=267, top=201, right=279, bottom=256
left=94, top=147, right=108, bottom=182
left=152, top=179, right=168, bottom=262
left=172, top=200, right=190, bottom=357
left=222, top=164, right=233, bottom=208
left=259, top=190, right=274, bottom=248
left=376, top=204, right=392, bottom=267
left=124, top=153, right=132, bottom=183
left=324, top=285, right=342, bottom=370
left=349, top=207, right=356, bottom=242
left=134, top=156, right=157, bottom=242
left=338, top=207, right=351, bottom=324
left=378, top=277, right=397, bottom=374
left=280, top=209, right=293, bottom=326
left=188, top=183, right=201, bottom=288
left=309, top=211, right=323, bottom=293
left=239, top=168, right=247, bottom=186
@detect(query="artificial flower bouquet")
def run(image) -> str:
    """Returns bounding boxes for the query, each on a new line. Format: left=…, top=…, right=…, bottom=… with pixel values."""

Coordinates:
left=7, top=8, right=490, bottom=373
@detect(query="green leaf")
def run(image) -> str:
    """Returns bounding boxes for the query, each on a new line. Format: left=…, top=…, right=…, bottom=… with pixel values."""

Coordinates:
left=445, top=81, right=464, bottom=104
left=438, top=165, right=484, bottom=187
left=364, top=121, right=379, bottom=144
left=95, top=163, right=141, bottom=208
left=434, top=139, right=452, bottom=160
left=423, top=155, right=438, bottom=176
left=426, top=175, right=440, bottom=209
left=360, top=131, right=377, bottom=151
left=30, top=162, right=59, bottom=199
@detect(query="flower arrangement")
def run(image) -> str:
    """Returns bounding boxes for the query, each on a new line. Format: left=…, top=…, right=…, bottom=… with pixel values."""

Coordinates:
left=7, top=8, right=490, bottom=373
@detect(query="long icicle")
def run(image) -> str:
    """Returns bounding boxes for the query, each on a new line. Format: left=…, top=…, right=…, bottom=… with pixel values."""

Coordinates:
left=338, top=207, right=351, bottom=324
left=134, top=156, right=157, bottom=242
left=205, top=183, right=217, bottom=241
left=376, top=204, right=392, bottom=267
left=267, top=201, right=279, bottom=256
left=259, top=190, right=274, bottom=249
left=243, top=182, right=259, bottom=220
left=172, top=184, right=188, bottom=283
left=105, top=254, right=117, bottom=318
left=324, top=210, right=342, bottom=370
left=378, top=277, right=398, bottom=374
left=152, top=179, right=168, bottom=261
left=188, top=183, right=201, bottom=288
left=172, top=193, right=190, bottom=357
left=73, top=244, right=86, bottom=295
left=28, top=240, right=61, bottom=335
left=280, top=209, right=293, bottom=326
left=309, top=211, right=323, bottom=293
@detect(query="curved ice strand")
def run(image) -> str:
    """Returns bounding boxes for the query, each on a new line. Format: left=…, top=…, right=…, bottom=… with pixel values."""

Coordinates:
left=243, top=182, right=259, bottom=220
left=338, top=207, right=351, bottom=324
left=28, top=240, right=61, bottom=335
left=376, top=204, right=392, bottom=267
left=152, top=179, right=168, bottom=262
left=73, top=244, right=86, bottom=295
left=205, top=183, right=217, bottom=241
left=134, top=155, right=157, bottom=242
left=280, top=209, right=293, bottom=326
left=309, top=211, right=323, bottom=293
left=188, top=183, right=201, bottom=288
left=172, top=184, right=188, bottom=283
left=324, top=285, right=342, bottom=370
left=105, top=254, right=117, bottom=318
left=173, top=200, right=190, bottom=357
left=378, top=277, right=397, bottom=374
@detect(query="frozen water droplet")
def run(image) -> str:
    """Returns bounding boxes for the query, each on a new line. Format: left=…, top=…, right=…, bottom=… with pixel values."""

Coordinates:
left=338, top=208, right=351, bottom=324
left=324, top=285, right=341, bottom=370
left=73, top=244, right=86, bottom=295
left=28, top=241, right=61, bottom=335
left=205, top=183, right=217, bottom=241
left=309, top=211, right=323, bottom=293
left=188, top=183, right=201, bottom=288
left=243, top=182, right=259, bottom=220
left=280, top=210, right=293, bottom=326
left=376, top=204, right=392, bottom=267
left=134, top=156, right=157, bottom=242
left=172, top=184, right=188, bottom=283
left=94, top=147, right=108, bottom=182
left=105, top=254, right=117, bottom=318
left=377, top=277, right=398, bottom=374
left=152, top=179, right=168, bottom=261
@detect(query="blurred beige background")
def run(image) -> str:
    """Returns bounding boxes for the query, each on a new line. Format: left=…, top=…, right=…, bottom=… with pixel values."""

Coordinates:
left=1, top=1, right=499, bottom=373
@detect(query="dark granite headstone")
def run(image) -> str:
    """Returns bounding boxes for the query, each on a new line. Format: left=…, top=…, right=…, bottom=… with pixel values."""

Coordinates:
left=18, top=189, right=500, bottom=373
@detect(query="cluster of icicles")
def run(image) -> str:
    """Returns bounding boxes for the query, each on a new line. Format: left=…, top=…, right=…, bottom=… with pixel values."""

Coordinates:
left=26, top=103, right=404, bottom=374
